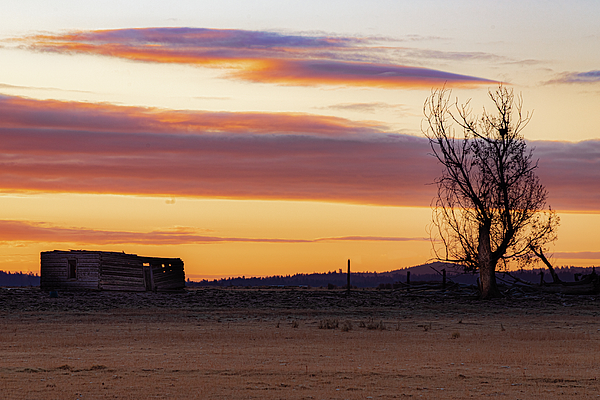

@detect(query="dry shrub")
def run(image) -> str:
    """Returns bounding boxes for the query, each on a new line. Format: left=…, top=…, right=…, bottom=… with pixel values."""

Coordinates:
left=419, top=323, right=433, bottom=332
left=291, top=320, right=299, bottom=329
left=318, top=319, right=339, bottom=329
left=340, top=321, right=353, bottom=332
left=367, top=320, right=386, bottom=331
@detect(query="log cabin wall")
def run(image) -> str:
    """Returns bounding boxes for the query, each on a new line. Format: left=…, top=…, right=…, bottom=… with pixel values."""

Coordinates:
left=40, top=251, right=101, bottom=290
left=40, top=250, right=185, bottom=291
left=98, top=252, right=147, bottom=292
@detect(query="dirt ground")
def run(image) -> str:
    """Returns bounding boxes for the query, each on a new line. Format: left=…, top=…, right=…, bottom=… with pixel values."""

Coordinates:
left=1, top=287, right=599, bottom=399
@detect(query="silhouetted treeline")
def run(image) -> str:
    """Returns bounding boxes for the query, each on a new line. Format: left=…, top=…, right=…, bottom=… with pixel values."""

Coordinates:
left=2, top=265, right=594, bottom=288
left=187, top=270, right=461, bottom=288
left=188, top=265, right=597, bottom=288
left=497, top=266, right=597, bottom=284
left=0, top=271, right=40, bottom=287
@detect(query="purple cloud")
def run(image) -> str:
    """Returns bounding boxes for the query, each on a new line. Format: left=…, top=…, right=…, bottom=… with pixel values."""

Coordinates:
left=546, top=70, right=600, bottom=84
left=20, top=27, right=495, bottom=88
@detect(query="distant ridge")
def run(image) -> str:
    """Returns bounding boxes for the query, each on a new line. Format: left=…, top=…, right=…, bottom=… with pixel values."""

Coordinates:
left=188, top=263, right=596, bottom=288
left=0, top=271, right=40, bottom=287
left=371, top=261, right=462, bottom=277
left=2, top=264, right=594, bottom=288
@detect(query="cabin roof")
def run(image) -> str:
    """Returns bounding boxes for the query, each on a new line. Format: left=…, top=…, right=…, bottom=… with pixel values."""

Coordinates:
left=41, top=250, right=182, bottom=261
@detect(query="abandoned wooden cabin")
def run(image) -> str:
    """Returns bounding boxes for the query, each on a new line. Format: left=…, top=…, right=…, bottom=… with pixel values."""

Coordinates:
left=40, top=250, right=185, bottom=292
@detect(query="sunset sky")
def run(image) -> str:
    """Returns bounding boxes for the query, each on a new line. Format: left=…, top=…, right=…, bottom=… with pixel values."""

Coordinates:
left=1, top=1, right=599, bottom=279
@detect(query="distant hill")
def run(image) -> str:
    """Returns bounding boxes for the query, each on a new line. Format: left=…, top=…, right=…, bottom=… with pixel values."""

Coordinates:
left=188, top=262, right=456, bottom=288
left=188, top=263, right=597, bottom=288
left=0, top=271, right=40, bottom=287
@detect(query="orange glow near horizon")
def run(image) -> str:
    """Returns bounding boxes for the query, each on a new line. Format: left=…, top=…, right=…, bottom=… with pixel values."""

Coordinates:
left=0, top=194, right=598, bottom=279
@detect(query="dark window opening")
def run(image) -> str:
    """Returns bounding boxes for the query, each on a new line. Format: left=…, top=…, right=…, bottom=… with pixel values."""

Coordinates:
left=67, top=259, right=77, bottom=279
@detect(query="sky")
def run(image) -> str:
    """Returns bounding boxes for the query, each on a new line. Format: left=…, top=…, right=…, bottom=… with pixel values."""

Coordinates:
left=0, top=1, right=599, bottom=279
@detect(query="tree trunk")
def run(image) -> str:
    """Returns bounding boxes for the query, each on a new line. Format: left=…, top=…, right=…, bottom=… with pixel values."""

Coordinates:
left=478, top=224, right=502, bottom=299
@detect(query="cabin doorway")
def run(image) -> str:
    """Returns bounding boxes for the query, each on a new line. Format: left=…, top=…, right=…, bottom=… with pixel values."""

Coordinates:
left=143, top=263, right=154, bottom=291
left=67, top=259, right=77, bottom=280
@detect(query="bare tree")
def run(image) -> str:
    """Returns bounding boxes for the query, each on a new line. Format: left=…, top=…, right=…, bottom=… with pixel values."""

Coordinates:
left=423, top=86, right=559, bottom=299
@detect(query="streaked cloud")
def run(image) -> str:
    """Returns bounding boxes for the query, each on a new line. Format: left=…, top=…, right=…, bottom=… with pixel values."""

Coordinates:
left=0, top=82, right=92, bottom=93
left=193, top=96, right=231, bottom=101
left=15, top=27, right=494, bottom=89
left=0, top=94, right=438, bottom=207
left=392, top=48, right=506, bottom=63
left=0, top=94, right=598, bottom=211
left=0, top=220, right=428, bottom=245
left=321, top=102, right=408, bottom=114
left=546, top=70, right=600, bottom=84
left=0, top=94, right=383, bottom=137
left=534, top=140, right=600, bottom=212
left=554, top=251, right=600, bottom=260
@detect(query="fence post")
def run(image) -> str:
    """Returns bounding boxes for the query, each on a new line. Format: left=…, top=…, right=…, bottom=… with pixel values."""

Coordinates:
left=347, top=259, right=351, bottom=295
left=442, top=269, right=446, bottom=289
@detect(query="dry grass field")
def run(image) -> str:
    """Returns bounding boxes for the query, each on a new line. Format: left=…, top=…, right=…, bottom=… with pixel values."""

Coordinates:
left=1, top=287, right=599, bottom=399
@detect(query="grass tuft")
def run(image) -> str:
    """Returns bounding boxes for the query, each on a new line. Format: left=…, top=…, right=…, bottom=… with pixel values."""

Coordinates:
left=366, top=320, right=386, bottom=331
left=318, top=319, right=339, bottom=329
left=340, top=321, right=353, bottom=332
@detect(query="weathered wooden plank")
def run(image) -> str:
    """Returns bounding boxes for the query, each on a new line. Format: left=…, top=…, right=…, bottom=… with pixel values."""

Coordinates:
left=41, top=282, right=99, bottom=290
left=42, top=256, right=101, bottom=262
left=102, top=262, right=143, bottom=267
left=101, top=265, right=141, bottom=270
left=101, top=266, right=142, bottom=272
left=101, top=255, right=141, bottom=262
left=154, top=277, right=185, bottom=286
left=101, top=272, right=144, bottom=280
left=41, top=263, right=100, bottom=268
left=100, top=280, right=145, bottom=287
left=99, top=284, right=146, bottom=292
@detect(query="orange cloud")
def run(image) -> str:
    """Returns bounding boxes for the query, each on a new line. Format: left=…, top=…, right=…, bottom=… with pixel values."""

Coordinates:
left=0, top=95, right=598, bottom=211
left=0, top=94, right=438, bottom=207
left=232, top=59, right=491, bottom=88
left=0, top=220, right=428, bottom=246
left=0, top=95, right=381, bottom=136
left=18, top=27, right=494, bottom=88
